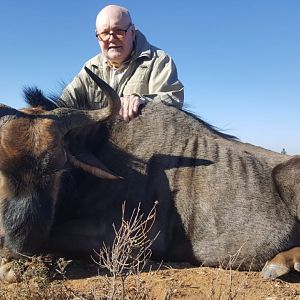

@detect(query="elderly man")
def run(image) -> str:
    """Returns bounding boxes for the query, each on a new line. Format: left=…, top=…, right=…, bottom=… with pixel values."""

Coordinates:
left=61, top=5, right=184, bottom=122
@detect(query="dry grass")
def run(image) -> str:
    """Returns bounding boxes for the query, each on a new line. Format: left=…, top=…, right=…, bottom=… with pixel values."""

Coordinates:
left=92, top=201, right=159, bottom=299
left=2, top=205, right=299, bottom=299
left=0, top=256, right=93, bottom=300
left=206, top=246, right=253, bottom=300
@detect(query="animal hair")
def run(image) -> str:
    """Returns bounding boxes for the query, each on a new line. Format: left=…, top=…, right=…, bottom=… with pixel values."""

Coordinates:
left=23, top=86, right=58, bottom=111
left=23, top=82, right=237, bottom=141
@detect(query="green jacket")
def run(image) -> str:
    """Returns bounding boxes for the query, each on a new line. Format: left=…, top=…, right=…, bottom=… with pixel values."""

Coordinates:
left=60, top=30, right=184, bottom=108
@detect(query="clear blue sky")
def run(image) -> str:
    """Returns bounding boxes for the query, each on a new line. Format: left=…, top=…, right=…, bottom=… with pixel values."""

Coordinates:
left=0, top=1, right=299, bottom=154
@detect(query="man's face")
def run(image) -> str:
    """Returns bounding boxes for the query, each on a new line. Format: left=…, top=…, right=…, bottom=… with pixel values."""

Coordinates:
left=96, top=13, right=135, bottom=65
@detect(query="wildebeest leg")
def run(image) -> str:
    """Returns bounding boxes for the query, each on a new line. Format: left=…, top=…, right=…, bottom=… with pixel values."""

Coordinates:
left=262, top=157, right=300, bottom=279
left=0, top=231, right=19, bottom=282
left=0, top=249, right=19, bottom=282
left=272, top=156, right=300, bottom=216
left=0, top=259, right=17, bottom=282
left=261, top=247, right=300, bottom=279
left=0, top=224, right=18, bottom=282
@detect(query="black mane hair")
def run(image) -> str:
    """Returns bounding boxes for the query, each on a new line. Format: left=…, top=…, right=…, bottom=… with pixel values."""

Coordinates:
left=23, top=86, right=58, bottom=111
left=182, top=109, right=238, bottom=141
left=23, top=84, right=237, bottom=141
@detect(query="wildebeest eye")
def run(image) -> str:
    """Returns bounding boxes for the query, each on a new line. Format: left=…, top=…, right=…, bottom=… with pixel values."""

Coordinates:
left=41, top=145, right=68, bottom=175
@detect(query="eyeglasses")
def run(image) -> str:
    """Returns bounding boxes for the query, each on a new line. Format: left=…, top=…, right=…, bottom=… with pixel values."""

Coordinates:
left=96, top=23, right=132, bottom=42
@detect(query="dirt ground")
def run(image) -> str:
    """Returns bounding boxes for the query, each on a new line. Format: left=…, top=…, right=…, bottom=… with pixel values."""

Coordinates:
left=1, top=259, right=300, bottom=300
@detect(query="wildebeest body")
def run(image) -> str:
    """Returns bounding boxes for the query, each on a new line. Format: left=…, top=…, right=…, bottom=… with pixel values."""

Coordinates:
left=51, top=101, right=296, bottom=270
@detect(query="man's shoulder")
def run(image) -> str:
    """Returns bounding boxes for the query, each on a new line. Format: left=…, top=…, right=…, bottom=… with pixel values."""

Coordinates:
left=151, top=46, right=169, bottom=58
left=135, top=31, right=170, bottom=61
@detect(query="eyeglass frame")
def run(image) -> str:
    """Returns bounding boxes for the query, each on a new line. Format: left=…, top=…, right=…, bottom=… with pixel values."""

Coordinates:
left=96, top=23, right=133, bottom=42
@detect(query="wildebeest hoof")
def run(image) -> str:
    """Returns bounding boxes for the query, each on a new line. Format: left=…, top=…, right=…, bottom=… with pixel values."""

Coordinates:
left=261, top=261, right=289, bottom=279
left=0, top=258, right=18, bottom=283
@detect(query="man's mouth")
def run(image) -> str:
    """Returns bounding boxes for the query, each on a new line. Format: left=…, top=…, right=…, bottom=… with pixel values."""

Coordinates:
left=108, top=46, right=122, bottom=50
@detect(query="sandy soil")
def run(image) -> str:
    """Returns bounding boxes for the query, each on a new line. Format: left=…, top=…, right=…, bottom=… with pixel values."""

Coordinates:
left=1, top=260, right=300, bottom=299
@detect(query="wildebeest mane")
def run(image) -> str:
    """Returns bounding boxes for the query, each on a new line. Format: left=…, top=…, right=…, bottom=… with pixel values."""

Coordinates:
left=23, top=86, right=58, bottom=111
left=58, top=84, right=238, bottom=140
left=23, top=81, right=99, bottom=111
left=182, top=108, right=238, bottom=141
left=23, top=83, right=237, bottom=141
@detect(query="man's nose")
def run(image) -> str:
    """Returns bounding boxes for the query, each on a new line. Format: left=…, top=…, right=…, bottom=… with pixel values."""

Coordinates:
left=108, top=33, right=116, bottom=41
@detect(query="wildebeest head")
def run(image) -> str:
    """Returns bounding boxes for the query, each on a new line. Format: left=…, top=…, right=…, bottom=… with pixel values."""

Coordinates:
left=0, top=68, right=120, bottom=254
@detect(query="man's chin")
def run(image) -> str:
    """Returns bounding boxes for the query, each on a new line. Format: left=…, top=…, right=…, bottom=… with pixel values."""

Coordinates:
left=108, top=58, right=125, bottom=67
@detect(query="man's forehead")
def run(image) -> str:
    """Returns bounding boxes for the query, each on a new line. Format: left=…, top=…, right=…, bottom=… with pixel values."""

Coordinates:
left=96, top=9, right=131, bottom=30
left=98, top=18, right=127, bottom=30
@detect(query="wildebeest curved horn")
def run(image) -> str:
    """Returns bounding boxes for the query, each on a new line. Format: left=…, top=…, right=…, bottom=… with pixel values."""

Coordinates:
left=84, top=66, right=121, bottom=116
left=52, top=67, right=121, bottom=135
left=67, top=151, right=123, bottom=180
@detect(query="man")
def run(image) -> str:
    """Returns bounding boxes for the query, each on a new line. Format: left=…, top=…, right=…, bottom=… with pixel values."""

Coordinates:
left=61, top=5, right=184, bottom=122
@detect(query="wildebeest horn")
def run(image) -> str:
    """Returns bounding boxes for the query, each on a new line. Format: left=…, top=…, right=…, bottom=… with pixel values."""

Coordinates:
left=67, top=152, right=123, bottom=180
left=84, top=66, right=120, bottom=117
left=53, top=67, right=121, bottom=135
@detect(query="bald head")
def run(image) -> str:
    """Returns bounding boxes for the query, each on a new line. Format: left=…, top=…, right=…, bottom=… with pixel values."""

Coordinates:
left=95, top=5, right=135, bottom=66
left=96, top=5, right=132, bottom=32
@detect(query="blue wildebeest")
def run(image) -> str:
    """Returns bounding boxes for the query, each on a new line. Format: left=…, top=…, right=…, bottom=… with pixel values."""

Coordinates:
left=0, top=68, right=299, bottom=282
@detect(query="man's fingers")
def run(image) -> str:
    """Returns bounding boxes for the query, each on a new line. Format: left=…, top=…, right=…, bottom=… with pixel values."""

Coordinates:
left=128, top=98, right=134, bottom=120
left=119, top=95, right=142, bottom=122
left=120, top=97, right=129, bottom=122
left=128, top=97, right=140, bottom=120
left=132, top=97, right=140, bottom=114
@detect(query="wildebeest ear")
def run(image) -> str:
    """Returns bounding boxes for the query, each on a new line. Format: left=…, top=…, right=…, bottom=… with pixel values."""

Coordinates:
left=67, top=151, right=123, bottom=180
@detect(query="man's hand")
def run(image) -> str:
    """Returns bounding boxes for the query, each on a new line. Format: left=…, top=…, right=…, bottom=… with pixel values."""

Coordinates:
left=119, top=95, right=145, bottom=122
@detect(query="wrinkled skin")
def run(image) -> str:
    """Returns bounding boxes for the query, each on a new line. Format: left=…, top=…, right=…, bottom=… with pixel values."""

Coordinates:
left=0, top=79, right=300, bottom=282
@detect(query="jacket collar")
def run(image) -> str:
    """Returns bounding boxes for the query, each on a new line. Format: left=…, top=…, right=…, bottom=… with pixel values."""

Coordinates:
left=131, top=30, right=151, bottom=61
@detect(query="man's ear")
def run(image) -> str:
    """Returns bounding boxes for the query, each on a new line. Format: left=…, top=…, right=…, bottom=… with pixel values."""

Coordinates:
left=131, top=25, right=136, bottom=39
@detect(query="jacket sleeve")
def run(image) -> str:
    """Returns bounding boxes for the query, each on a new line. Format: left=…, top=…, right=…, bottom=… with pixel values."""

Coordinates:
left=142, top=53, right=184, bottom=108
